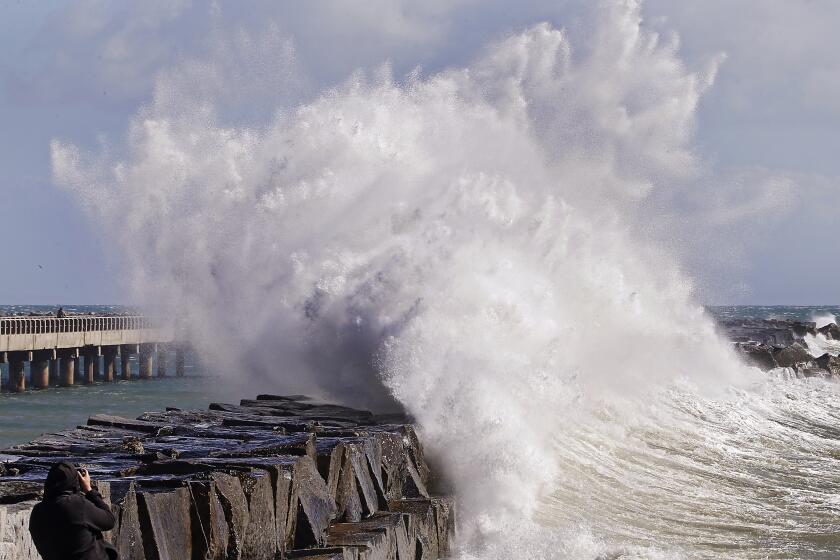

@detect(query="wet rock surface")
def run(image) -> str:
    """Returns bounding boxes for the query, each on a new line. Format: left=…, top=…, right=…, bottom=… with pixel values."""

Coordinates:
left=0, top=395, right=455, bottom=560
left=719, top=318, right=817, bottom=347
left=722, top=318, right=840, bottom=377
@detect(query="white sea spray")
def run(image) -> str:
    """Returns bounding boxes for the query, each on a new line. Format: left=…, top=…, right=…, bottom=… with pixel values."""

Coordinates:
left=52, top=2, right=829, bottom=558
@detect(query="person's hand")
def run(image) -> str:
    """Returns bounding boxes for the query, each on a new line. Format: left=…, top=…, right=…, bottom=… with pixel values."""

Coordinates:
left=78, top=467, right=92, bottom=493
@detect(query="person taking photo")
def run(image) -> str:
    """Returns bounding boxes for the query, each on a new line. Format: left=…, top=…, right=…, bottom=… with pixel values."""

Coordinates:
left=29, top=461, right=118, bottom=560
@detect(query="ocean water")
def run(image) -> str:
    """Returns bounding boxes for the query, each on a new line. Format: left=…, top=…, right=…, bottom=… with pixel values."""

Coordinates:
left=543, top=363, right=840, bottom=559
left=708, top=305, right=840, bottom=324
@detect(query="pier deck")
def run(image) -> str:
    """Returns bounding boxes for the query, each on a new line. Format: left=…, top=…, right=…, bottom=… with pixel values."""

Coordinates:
left=0, top=316, right=180, bottom=392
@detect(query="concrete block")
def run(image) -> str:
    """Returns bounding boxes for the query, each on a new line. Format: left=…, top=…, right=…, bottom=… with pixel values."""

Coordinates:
left=239, top=470, right=277, bottom=559
left=290, top=455, right=337, bottom=548
left=137, top=487, right=193, bottom=560
left=0, top=501, right=40, bottom=560
left=111, top=482, right=147, bottom=560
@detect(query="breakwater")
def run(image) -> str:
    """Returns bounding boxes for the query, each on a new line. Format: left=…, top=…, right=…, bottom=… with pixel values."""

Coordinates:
left=0, top=395, right=453, bottom=560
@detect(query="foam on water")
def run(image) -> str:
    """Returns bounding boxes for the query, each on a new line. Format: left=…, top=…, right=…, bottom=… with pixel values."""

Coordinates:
left=51, top=1, right=835, bottom=558
left=811, top=313, right=838, bottom=329
left=805, top=334, right=840, bottom=358
left=543, top=378, right=840, bottom=558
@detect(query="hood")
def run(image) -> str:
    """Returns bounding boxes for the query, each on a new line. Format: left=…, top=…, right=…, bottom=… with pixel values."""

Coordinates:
left=44, top=461, right=80, bottom=499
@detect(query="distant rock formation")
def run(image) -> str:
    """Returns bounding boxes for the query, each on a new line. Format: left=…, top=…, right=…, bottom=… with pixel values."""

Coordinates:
left=722, top=318, right=840, bottom=378
left=719, top=318, right=817, bottom=347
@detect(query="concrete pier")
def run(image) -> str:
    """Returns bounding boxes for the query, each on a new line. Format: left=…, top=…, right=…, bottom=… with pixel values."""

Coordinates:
left=1, top=315, right=180, bottom=393
left=31, top=353, right=50, bottom=389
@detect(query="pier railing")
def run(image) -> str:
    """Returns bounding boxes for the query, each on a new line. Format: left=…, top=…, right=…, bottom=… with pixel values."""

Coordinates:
left=0, top=315, right=155, bottom=335
left=0, top=315, right=172, bottom=354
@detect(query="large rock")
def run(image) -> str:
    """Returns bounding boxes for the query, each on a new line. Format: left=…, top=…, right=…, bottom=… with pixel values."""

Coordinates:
left=187, top=479, right=230, bottom=560
left=287, top=547, right=359, bottom=559
left=212, top=433, right=315, bottom=460
left=790, top=321, right=818, bottom=339
left=289, top=455, right=336, bottom=548
left=0, top=500, right=40, bottom=560
left=430, top=496, right=455, bottom=555
left=772, top=342, right=814, bottom=369
left=0, top=481, right=41, bottom=504
left=718, top=318, right=815, bottom=346
left=317, top=440, right=364, bottom=523
left=816, top=353, right=840, bottom=376
left=388, top=499, right=439, bottom=560
left=111, top=482, right=147, bottom=560
left=326, top=513, right=411, bottom=560
left=137, top=487, right=192, bottom=560
left=88, top=414, right=173, bottom=435
left=735, top=343, right=777, bottom=370
left=238, top=471, right=277, bottom=559
left=818, top=323, right=840, bottom=340
left=212, top=472, right=249, bottom=559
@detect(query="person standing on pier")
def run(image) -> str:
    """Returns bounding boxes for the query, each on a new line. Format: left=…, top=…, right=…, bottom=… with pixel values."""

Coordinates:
left=28, top=461, right=118, bottom=560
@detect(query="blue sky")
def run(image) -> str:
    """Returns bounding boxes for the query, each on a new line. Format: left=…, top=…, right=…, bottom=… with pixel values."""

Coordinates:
left=1, top=0, right=839, bottom=305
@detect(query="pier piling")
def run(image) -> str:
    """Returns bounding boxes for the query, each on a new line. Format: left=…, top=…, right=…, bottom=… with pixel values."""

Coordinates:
left=49, top=358, right=59, bottom=384
left=120, top=351, right=132, bottom=380
left=157, top=347, right=167, bottom=377
left=175, top=346, right=185, bottom=377
left=103, top=348, right=116, bottom=382
left=59, top=354, right=75, bottom=387
left=8, top=353, right=26, bottom=392
left=139, top=344, right=154, bottom=379
left=31, top=352, right=50, bottom=389
left=83, top=352, right=96, bottom=384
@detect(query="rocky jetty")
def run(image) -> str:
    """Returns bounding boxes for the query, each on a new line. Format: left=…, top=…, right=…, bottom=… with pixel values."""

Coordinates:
left=0, top=395, right=454, bottom=560
left=720, top=318, right=840, bottom=376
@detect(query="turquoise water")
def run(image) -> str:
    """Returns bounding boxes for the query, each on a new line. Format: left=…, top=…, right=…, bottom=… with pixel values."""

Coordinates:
left=0, top=377, right=226, bottom=449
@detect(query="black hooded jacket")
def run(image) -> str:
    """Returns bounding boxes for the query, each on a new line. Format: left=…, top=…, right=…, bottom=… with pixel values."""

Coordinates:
left=29, top=461, right=118, bottom=560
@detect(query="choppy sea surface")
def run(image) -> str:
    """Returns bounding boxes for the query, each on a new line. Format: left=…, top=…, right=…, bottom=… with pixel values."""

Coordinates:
left=540, top=305, right=840, bottom=559
left=708, top=305, right=840, bottom=323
